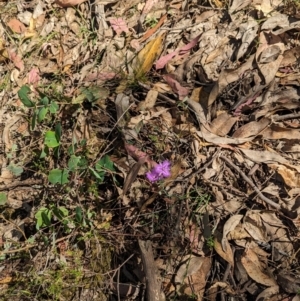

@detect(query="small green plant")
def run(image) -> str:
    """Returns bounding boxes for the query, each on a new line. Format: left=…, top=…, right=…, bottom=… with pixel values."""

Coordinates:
left=0, top=192, right=7, bottom=206
left=18, top=85, right=59, bottom=130
left=35, top=205, right=69, bottom=230
left=35, top=204, right=95, bottom=232
left=206, top=235, right=215, bottom=249
left=145, top=16, right=158, bottom=28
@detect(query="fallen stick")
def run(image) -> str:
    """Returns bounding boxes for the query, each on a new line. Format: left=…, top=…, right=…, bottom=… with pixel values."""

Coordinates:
left=138, top=240, right=165, bottom=301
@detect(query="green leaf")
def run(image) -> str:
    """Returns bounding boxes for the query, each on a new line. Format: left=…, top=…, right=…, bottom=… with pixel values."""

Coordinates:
left=7, top=164, right=23, bottom=176
left=59, top=206, right=69, bottom=217
left=53, top=145, right=60, bottom=159
left=89, top=167, right=105, bottom=182
left=40, top=96, right=49, bottom=106
left=38, top=107, right=48, bottom=122
left=35, top=207, right=52, bottom=230
left=75, top=207, right=83, bottom=223
left=72, top=87, right=109, bottom=104
left=40, top=146, right=49, bottom=159
left=52, top=206, right=69, bottom=220
left=48, top=168, right=69, bottom=185
left=68, top=155, right=81, bottom=171
left=49, top=101, right=59, bottom=114
left=44, top=131, right=60, bottom=148
left=26, top=236, right=35, bottom=244
left=55, top=123, right=62, bottom=142
left=78, top=157, right=88, bottom=168
left=95, top=155, right=114, bottom=172
left=18, top=85, right=34, bottom=107
left=0, top=193, right=7, bottom=205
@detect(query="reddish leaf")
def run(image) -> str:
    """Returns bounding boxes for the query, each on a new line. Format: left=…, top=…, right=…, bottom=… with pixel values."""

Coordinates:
left=163, top=74, right=189, bottom=99
left=139, top=15, right=167, bottom=43
left=156, top=34, right=201, bottom=70
left=155, top=51, right=177, bottom=70
left=110, top=18, right=129, bottom=35
left=7, top=19, right=26, bottom=34
left=8, top=50, right=24, bottom=72
left=124, top=143, right=156, bottom=167
left=28, top=67, right=40, bottom=85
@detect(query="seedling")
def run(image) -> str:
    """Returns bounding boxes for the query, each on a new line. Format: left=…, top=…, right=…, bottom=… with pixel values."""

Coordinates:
left=18, top=85, right=59, bottom=130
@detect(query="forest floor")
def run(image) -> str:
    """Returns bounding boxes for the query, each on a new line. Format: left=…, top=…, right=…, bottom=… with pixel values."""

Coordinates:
left=1, top=0, right=300, bottom=300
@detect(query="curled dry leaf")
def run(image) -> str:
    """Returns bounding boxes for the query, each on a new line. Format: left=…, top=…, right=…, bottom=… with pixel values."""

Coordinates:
left=255, top=286, right=279, bottom=301
left=214, top=231, right=234, bottom=266
left=240, top=148, right=300, bottom=173
left=175, top=256, right=205, bottom=284
left=241, top=248, right=277, bottom=287
left=232, top=118, right=270, bottom=138
left=269, top=163, right=300, bottom=188
left=221, top=214, right=243, bottom=252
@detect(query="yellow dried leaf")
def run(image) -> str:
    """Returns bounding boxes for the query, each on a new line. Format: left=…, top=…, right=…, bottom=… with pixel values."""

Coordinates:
left=0, top=39, right=9, bottom=62
left=135, top=34, right=165, bottom=78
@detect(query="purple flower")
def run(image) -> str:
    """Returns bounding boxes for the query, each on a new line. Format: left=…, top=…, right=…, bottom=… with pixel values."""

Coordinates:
left=146, top=160, right=171, bottom=183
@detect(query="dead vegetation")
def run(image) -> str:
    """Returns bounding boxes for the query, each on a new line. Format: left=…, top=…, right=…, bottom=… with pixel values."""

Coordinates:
left=1, top=0, right=300, bottom=300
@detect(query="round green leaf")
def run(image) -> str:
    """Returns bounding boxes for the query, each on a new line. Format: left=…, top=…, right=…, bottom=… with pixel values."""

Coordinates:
left=0, top=192, right=7, bottom=205
left=44, top=131, right=60, bottom=148
left=38, top=107, right=48, bottom=122
left=96, top=155, right=115, bottom=172
left=48, top=168, right=69, bottom=185
left=49, top=101, right=59, bottom=114
left=68, top=155, right=81, bottom=171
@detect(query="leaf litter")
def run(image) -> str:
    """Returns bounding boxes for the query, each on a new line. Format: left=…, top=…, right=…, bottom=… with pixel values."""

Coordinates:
left=0, top=0, right=300, bottom=300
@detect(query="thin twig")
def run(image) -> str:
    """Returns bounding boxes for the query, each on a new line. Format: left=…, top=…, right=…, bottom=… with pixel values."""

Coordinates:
left=0, top=179, right=44, bottom=191
left=219, top=156, right=280, bottom=209
left=272, top=112, right=300, bottom=121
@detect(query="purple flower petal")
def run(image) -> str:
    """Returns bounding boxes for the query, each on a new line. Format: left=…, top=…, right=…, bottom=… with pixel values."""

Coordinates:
left=146, top=160, right=171, bottom=182
left=146, top=171, right=159, bottom=182
left=154, top=160, right=171, bottom=178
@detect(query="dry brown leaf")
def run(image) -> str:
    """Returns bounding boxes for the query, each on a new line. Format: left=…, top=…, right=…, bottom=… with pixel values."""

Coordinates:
left=255, top=286, right=279, bottom=301
left=269, top=163, right=300, bottom=188
left=227, top=224, right=251, bottom=240
left=175, top=256, right=205, bottom=284
left=240, top=148, right=300, bottom=173
left=190, top=257, right=211, bottom=300
left=7, top=19, right=26, bottom=33
left=241, top=248, right=277, bottom=287
left=214, top=231, right=234, bottom=266
left=221, top=215, right=243, bottom=251
left=0, top=276, right=13, bottom=284
left=208, top=282, right=236, bottom=298
left=210, top=112, right=238, bottom=136
left=262, top=124, right=300, bottom=140
left=137, top=89, right=158, bottom=111
left=244, top=211, right=267, bottom=242
left=196, top=126, right=252, bottom=145
left=232, top=118, right=270, bottom=138
left=55, top=0, right=87, bottom=7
